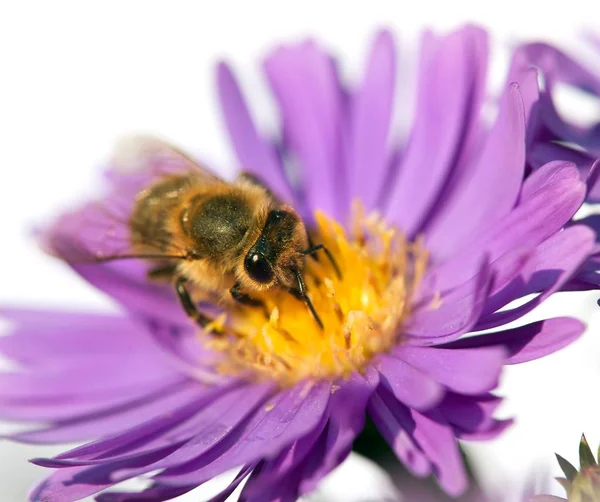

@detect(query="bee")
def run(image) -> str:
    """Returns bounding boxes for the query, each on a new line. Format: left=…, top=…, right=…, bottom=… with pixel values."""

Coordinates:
left=60, top=138, right=340, bottom=329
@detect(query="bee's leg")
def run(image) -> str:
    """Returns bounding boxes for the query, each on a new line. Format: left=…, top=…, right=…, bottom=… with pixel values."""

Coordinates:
left=174, top=277, right=220, bottom=332
left=301, top=244, right=342, bottom=279
left=229, top=282, right=264, bottom=307
left=289, top=269, right=324, bottom=329
left=230, top=282, right=270, bottom=318
left=307, top=236, right=319, bottom=262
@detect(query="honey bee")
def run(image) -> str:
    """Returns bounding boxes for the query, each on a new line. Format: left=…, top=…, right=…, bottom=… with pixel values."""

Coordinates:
left=61, top=138, right=340, bottom=329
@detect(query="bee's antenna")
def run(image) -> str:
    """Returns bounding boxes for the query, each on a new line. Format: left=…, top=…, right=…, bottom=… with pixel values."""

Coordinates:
left=301, top=244, right=342, bottom=280
left=91, top=253, right=191, bottom=263
left=291, top=269, right=324, bottom=330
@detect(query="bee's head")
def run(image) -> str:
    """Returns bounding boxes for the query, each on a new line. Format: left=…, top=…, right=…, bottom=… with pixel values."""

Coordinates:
left=243, top=207, right=308, bottom=290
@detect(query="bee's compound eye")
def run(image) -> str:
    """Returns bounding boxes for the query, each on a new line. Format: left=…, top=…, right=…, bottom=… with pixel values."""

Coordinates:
left=244, top=252, right=274, bottom=284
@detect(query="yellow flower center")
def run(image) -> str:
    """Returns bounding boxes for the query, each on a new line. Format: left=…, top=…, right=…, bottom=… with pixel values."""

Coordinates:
left=204, top=203, right=428, bottom=387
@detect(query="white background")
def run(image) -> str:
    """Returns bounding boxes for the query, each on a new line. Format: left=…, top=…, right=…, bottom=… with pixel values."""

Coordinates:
left=1, top=1, right=600, bottom=500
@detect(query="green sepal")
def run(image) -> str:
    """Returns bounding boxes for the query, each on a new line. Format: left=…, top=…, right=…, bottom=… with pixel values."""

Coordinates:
left=579, top=434, right=597, bottom=468
left=555, top=476, right=572, bottom=496
left=556, top=453, right=578, bottom=482
left=577, top=475, right=594, bottom=496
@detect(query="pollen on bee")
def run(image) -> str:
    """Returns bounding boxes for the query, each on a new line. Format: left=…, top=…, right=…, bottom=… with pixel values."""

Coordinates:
left=205, top=314, right=227, bottom=334
left=204, top=201, right=429, bottom=387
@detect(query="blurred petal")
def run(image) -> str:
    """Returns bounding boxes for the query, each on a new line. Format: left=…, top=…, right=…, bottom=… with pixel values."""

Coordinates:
left=411, top=409, right=468, bottom=496
left=521, top=42, right=600, bottom=152
left=216, top=62, right=295, bottom=203
left=437, top=392, right=502, bottom=433
left=506, top=46, right=541, bottom=129
left=368, top=389, right=431, bottom=477
left=346, top=30, right=397, bottom=212
left=302, top=452, right=402, bottom=502
left=386, top=26, right=488, bottom=236
left=299, top=375, right=373, bottom=493
left=34, top=383, right=265, bottom=464
left=264, top=41, right=345, bottom=219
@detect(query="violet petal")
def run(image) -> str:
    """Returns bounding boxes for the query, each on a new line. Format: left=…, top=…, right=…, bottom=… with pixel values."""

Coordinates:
left=346, top=30, right=397, bottom=212
left=216, top=62, right=295, bottom=203
left=442, top=317, right=585, bottom=365
left=391, top=345, right=506, bottom=395
left=424, top=82, right=525, bottom=260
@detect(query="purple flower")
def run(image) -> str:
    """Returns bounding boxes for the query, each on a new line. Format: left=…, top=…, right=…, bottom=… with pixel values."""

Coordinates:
left=508, top=36, right=600, bottom=199
left=1, top=26, right=597, bottom=501
left=508, top=36, right=600, bottom=289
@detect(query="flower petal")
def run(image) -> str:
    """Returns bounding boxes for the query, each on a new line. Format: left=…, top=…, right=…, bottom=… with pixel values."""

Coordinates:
left=29, top=449, right=178, bottom=502
left=0, top=310, right=171, bottom=369
left=367, top=389, right=431, bottom=477
left=410, top=408, right=468, bottom=497
left=68, top=261, right=185, bottom=326
left=30, top=465, right=109, bottom=502
left=431, top=160, right=585, bottom=290
left=475, top=225, right=594, bottom=330
left=437, top=392, right=502, bottom=433
left=240, top=422, right=327, bottom=501
left=0, top=356, right=176, bottom=399
left=458, top=418, right=514, bottom=441
left=263, top=41, right=345, bottom=219
left=391, top=345, right=506, bottom=395
left=216, top=62, right=295, bottom=203
left=13, top=381, right=202, bottom=445
left=386, top=26, right=488, bottom=236
left=406, top=258, right=492, bottom=345
left=151, top=381, right=331, bottom=486
left=95, top=482, right=195, bottom=502
left=370, top=384, right=467, bottom=497
left=107, top=382, right=277, bottom=482
left=242, top=467, right=302, bottom=502
left=204, top=464, right=255, bottom=502
left=375, top=355, right=445, bottom=410
left=299, top=375, right=374, bottom=493
left=0, top=379, right=185, bottom=426
left=44, top=195, right=186, bottom=328
left=0, top=311, right=193, bottom=428
left=28, top=383, right=274, bottom=501
left=519, top=159, right=583, bottom=202
left=483, top=224, right=595, bottom=316
left=35, top=383, right=256, bottom=464
left=346, top=30, right=397, bottom=212
left=442, top=317, right=584, bottom=365
left=506, top=46, right=541, bottom=128
left=520, top=42, right=600, bottom=153
left=423, top=82, right=526, bottom=260
left=529, top=496, right=568, bottom=502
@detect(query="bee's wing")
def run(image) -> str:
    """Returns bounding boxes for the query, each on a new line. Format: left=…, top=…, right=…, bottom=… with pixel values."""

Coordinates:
left=45, top=136, right=216, bottom=264
left=44, top=197, right=191, bottom=265
left=111, top=135, right=223, bottom=184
